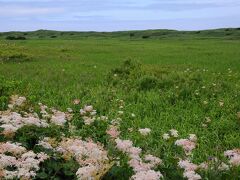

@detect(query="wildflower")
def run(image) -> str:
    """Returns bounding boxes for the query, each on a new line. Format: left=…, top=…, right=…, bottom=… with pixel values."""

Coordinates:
left=90, top=110, right=97, bottom=116
left=83, top=116, right=95, bottom=125
left=139, top=128, right=151, bottom=136
left=128, top=128, right=133, bottom=132
left=129, top=147, right=142, bottom=159
left=131, top=170, right=163, bottom=180
left=205, top=117, right=211, bottom=123
left=50, top=111, right=66, bottom=126
left=189, top=134, right=197, bottom=142
left=84, top=105, right=93, bottom=112
left=115, top=138, right=133, bottom=153
left=56, top=138, right=111, bottom=178
left=219, top=101, right=224, bottom=107
left=183, top=170, right=201, bottom=180
left=178, top=160, right=198, bottom=171
left=131, top=113, right=136, bottom=118
left=175, top=139, right=196, bottom=154
left=80, top=109, right=86, bottom=115
left=76, top=165, right=97, bottom=179
left=218, top=162, right=229, bottom=171
left=198, top=162, right=208, bottom=170
left=37, top=138, right=54, bottom=150
left=100, top=116, right=108, bottom=121
left=9, top=95, right=26, bottom=107
left=224, top=149, right=240, bottom=166
left=162, top=133, right=170, bottom=140
left=67, top=108, right=73, bottom=113
left=170, top=129, right=178, bottom=137
left=144, top=155, right=162, bottom=167
left=73, top=99, right=80, bottom=105
left=106, top=126, right=120, bottom=138
left=118, top=111, right=124, bottom=115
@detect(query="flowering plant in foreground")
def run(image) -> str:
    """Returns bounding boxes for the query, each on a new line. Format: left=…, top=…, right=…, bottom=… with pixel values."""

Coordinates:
left=0, top=142, right=49, bottom=179
left=1, top=95, right=240, bottom=179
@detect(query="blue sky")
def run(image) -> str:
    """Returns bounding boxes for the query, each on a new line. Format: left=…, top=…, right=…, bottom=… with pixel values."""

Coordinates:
left=0, top=0, right=240, bottom=32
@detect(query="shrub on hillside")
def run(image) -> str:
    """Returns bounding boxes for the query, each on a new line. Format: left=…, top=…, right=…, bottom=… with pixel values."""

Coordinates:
left=6, top=36, right=26, bottom=40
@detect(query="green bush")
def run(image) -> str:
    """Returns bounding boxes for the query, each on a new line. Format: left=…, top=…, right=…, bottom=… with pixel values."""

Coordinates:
left=6, top=36, right=26, bottom=40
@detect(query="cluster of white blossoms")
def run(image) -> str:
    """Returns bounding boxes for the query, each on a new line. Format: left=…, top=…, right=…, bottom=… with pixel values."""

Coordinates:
left=224, top=149, right=240, bottom=167
left=105, top=99, right=163, bottom=179
left=0, top=142, right=49, bottom=179
left=162, top=129, right=179, bottom=140
left=178, top=159, right=201, bottom=180
left=0, top=96, right=76, bottom=138
left=175, top=134, right=197, bottom=155
left=80, top=105, right=97, bottom=125
left=115, top=138, right=163, bottom=180
left=138, top=128, right=151, bottom=136
left=1, top=95, right=240, bottom=179
left=37, top=137, right=111, bottom=180
left=8, top=95, right=26, bottom=109
left=175, top=133, right=201, bottom=180
left=0, top=111, right=49, bottom=137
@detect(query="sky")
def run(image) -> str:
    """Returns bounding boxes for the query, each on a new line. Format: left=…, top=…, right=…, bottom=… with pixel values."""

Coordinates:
left=0, top=0, right=240, bottom=32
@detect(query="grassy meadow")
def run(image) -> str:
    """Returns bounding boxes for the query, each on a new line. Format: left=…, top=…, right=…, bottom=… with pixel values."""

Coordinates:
left=0, top=30, right=240, bottom=179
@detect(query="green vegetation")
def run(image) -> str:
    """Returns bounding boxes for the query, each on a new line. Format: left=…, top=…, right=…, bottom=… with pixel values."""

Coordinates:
left=0, top=29, right=240, bottom=179
left=0, top=28, right=240, bottom=40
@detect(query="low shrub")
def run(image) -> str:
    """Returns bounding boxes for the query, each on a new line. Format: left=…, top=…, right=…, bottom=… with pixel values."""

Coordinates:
left=6, top=36, right=26, bottom=40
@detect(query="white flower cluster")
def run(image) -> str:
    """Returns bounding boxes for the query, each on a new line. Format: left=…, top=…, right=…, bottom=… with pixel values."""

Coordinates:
left=37, top=137, right=111, bottom=180
left=80, top=105, right=97, bottom=125
left=0, top=142, right=49, bottom=179
left=57, top=138, right=111, bottom=179
left=138, top=128, right=151, bottom=136
left=178, top=159, right=201, bottom=180
left=115, top=138, right=163, bottom=180
left=224, top=149, right=240, bottom=167
left=0, top=96, right=75, bottom=138
left=8, top=95, right=26, bottom=109
left=175, top=135, right=197, bottom=155
left=0, top=111, right=49, bottom=137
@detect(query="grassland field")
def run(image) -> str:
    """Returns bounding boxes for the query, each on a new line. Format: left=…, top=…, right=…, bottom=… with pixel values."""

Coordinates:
left=0, top=30, right=240, bottom=179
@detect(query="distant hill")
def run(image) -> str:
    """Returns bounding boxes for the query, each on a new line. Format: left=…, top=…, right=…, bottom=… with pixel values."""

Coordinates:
left=0, top=28, right=240, bottom=40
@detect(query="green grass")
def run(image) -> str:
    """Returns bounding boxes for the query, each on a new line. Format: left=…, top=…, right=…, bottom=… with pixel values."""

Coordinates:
left=1, top=36, right=240, bottom=179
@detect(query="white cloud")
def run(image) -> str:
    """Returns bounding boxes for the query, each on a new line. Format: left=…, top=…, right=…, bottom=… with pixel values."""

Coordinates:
left=0, top=5, right=64, bottom=16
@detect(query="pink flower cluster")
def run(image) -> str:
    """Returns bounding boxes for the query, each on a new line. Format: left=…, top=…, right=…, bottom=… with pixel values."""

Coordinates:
left=50, top=110, right=67, bottom=126
left=224, top=149, right=240, bottom=166
left=56, top=138, right=110, bottom=179
left=106, top=125, right=120, bottom=138
left=0, top=111, right=49, bottom=137
left=80, top=105, right=97, bottom=125
left=175, top=134, right=197, bottom=155
left=0, top=97, right=76, bottom=138
left=178, top=160, right=201, bottom=180
left=115, top=138, right=163, bottom=180
left=0, top=142, right=49, bottom=179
